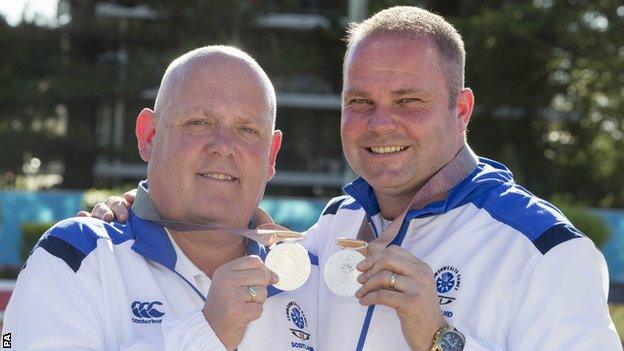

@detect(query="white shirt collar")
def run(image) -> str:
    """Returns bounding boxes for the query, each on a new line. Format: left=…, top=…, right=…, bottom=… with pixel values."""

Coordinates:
left=165, top=228, right=211, bottom=295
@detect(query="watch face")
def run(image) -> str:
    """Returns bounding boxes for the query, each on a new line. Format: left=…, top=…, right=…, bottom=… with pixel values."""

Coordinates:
left=439, top=330, right=465, bottom=351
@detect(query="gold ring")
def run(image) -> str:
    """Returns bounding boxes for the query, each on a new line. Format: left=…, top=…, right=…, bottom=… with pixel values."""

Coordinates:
left=389, top=272, right=397, bottom=290
left=248, top=286, right=260, bottom=302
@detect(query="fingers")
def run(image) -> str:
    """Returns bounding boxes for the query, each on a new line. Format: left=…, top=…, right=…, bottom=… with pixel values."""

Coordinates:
left=217, top=256, right=279, bottom=285
left=228, top=268, right=277, bottom=287
left=240, top=285, right=269, bottom=304
left=241, top=301, right=264, bottom=323
left=358, top=288, right=403, bottom=308
left=355, top=269, right=404, bottom=298
left=104, top=196, right=130, bottom=222
left=76, top=210, right=92, bottom=218
left=123, top=189, right=137, bottom=206
left=91, top=202, right=115, bottom=222
left=363, top=241, right=386, bottom=257
left=357, top=245, right=424, bottom=280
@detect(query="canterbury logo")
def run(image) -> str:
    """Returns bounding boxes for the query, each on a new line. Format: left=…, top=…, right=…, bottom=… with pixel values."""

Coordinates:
left=131, top=301, right=165, bottom=319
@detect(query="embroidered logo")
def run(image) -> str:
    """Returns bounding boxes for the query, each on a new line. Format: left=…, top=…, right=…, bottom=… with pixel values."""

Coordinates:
left=131, top=301, right=165, bottom=324
left=434, top=266, right=461, bottom=307
left=285, top=301, right=313, bottom=345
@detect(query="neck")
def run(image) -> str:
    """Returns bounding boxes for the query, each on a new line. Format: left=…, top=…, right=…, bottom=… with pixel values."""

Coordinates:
left=375, top=191, right=418, bottom=220
left=169, top=229, right=246, bottom=278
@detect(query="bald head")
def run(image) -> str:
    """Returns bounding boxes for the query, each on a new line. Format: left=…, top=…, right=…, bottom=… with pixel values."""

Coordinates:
left=135, top=45, right=283, bottom=228
left=154, top=46, right=277, bottom=128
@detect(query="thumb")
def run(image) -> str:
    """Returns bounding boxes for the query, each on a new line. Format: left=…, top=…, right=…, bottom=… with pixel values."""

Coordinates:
left=124, top=189, right=137, bottom=206
left=363, top=240, right=387, bottom=258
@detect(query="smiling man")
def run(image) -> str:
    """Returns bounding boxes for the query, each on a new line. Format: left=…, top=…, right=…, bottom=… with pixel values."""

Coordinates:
left=2, top=46, right=318, bottom=351
left=303, top=6, right=620, bottom=351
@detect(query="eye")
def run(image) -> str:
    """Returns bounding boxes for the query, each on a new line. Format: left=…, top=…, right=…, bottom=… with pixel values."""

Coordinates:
left=186, top=119, right=208, bottom=126
left=349, top=98, right=372, bottom=105
left=182, top=119, right=213, bottom=131
left=398, top=97, right=420, bottom=104
left=241, top=126, right=260, bottom=135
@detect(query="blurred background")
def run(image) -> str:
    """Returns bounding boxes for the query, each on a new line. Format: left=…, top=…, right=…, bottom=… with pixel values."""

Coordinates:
left=0, top=0, right=623, bottom=337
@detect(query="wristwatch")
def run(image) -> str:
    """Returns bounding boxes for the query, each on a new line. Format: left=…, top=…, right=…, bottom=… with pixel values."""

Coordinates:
left=430, top=326, right=465, bottom=351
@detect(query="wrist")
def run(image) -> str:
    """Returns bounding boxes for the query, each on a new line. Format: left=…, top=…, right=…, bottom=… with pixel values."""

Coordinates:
left=203, top=309, right=234, bottom=350
left=430, top=325, right=465, bottom=351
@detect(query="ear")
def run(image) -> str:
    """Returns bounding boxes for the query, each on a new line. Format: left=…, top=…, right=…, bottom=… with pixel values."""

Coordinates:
left=266, top=129, right=283, bottom=180
left=456, top=88, right=474, bottom=132
left=136, top=108, right=156, bottom=162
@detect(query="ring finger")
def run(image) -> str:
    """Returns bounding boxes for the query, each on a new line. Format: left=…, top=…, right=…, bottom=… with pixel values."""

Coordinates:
left=242, top=285, right=268, bottom=304
left=355, top=270, right=403, bottom=298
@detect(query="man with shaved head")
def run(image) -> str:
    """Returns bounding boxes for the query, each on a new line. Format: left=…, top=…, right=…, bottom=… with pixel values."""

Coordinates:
left=3, top=46, right=318, bottom=350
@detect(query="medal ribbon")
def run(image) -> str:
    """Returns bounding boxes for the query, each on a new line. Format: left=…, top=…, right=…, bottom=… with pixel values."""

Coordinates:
left=132, top=184, right=304, bottom=246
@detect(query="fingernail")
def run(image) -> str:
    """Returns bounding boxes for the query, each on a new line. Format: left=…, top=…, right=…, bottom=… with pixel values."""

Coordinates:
left=356, top=260, right=366, bottom=270
left=119, top=213, right=127, bottom=221
left=272, top=272, right=279, bottom=282
left=357, top=273, right=366, bottom=283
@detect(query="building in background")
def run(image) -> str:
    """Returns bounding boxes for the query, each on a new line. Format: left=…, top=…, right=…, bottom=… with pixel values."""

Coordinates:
left=52, top=0, right=380, bottom=197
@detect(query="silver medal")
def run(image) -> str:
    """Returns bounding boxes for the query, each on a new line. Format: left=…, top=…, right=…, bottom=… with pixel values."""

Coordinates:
left=324, top=249, right=365, bottom=297
left=265, top=242, right=311, bottom=291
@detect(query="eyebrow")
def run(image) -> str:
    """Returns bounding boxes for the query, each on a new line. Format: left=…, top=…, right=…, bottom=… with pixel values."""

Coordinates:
left=343, top=88, right=426, bottom=98
left=168, top=106, right=204, bottom=118
left=342, top=89, right=370, bottom=98
left=391, top=88, right=425, bottom=96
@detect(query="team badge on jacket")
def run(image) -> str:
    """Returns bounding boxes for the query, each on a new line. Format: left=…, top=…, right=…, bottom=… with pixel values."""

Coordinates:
left=286, top=301, right=314, bottom=350
left=434, top=266, right=461, bottom=317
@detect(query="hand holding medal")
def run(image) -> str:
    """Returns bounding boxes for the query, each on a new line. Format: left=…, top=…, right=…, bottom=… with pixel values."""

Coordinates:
left=323, top=238, right=368, bottom=297
left=263, top=229, right=311, bottom=291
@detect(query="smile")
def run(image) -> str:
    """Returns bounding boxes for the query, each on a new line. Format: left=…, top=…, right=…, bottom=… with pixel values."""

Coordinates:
left=368, top=146, right=408, bottom=154
left=198, top=173, right=236, bottom=181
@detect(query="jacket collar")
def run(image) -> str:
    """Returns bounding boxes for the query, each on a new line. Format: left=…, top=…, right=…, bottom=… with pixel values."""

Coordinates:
left=343, top=144, right=504, bottom=220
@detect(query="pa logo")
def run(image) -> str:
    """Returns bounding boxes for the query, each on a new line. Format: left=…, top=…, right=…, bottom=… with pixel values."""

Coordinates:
left=131, top=301, right=165, bottom=319
left=2, top=333, right=11, bottom=348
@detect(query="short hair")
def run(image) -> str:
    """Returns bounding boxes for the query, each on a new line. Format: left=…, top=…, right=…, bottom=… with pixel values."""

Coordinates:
left=344, top=6, right=465, bottom=106
left=154, top=45, right=277, bottom=128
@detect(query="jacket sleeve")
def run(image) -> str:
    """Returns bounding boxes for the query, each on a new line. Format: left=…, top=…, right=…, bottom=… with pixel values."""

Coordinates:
left=446, top=237, right=621, bottom=351
left=2, top=247, right=227, bottom=351
left=505, top=237, right=621, bottom=350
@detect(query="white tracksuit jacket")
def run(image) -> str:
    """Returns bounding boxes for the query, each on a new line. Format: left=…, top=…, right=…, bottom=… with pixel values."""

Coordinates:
left=303, top=157, right=621, bottom=350
left=3, top=213, right=319, bottom=350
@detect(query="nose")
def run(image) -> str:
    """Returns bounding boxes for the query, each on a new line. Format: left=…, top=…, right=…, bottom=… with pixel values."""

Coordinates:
left=367, top=105, right=397, bottom=134
left=206, top=125, right=235, bottom=158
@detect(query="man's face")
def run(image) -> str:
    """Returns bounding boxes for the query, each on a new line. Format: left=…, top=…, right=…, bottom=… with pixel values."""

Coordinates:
left=139, top=57, right=281, bottom=227
left=341, top=33, right=470, bottom=205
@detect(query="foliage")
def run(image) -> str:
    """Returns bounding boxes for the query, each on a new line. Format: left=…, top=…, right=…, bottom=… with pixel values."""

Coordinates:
left=550, top=194, right=611, bottom=247
left=19, top=222, right=54, bottom=262
left=0, top=0, right=622, bottom=207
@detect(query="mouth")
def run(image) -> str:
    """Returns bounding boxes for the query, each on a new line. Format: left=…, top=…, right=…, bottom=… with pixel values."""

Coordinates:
left=197, top=172, right=238, bottom=181
left=367, top=146, right=409, bottom=154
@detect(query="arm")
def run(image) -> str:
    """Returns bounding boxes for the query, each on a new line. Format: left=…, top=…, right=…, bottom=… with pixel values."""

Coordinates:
left=3, top=246, right=226, bottom=351
left=356, top=238, right=621, bottom=351
left=507, top=237, right=621, bottom=350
